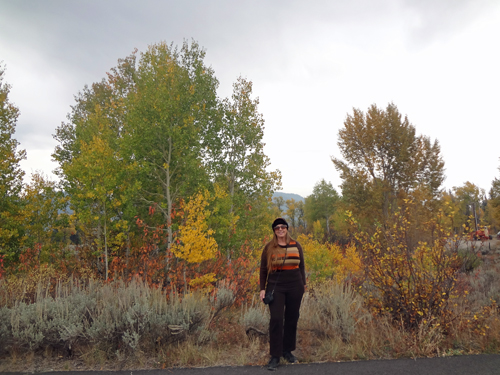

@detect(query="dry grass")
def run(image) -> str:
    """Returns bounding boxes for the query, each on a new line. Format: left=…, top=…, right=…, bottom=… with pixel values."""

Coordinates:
left=0, top=306, right=498, bottom=372
left=1, top=248, right=500, bottom=372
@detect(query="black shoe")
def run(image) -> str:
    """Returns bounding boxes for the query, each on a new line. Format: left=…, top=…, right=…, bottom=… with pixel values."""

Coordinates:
left=282, top=351, right=297, bottom=363
left=267, top=356, right=280, bottom=371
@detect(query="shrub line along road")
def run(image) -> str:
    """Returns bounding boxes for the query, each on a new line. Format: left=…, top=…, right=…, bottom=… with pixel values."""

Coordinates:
left=3, top=355, right=500, bottom=375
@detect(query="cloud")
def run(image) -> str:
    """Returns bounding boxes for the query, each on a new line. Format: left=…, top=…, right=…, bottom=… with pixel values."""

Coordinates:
left=402, top=0, right=494, bottom=47
left=1, top=0, right=499, bottom=195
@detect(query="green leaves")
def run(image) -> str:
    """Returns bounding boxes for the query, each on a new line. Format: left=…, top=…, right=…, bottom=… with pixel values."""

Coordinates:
left=206, top=76, right=281, bottom=255
left=51, top=41, right=280, bottom=277
left=123, top=41, right=220, bottom=249
left=305, top=179, right=339, bottom=238
left=0, top=66, right=26, bottom=258
left=488, top=167, right=500, bottom=227
left=21, top=172, right=68, bottom=254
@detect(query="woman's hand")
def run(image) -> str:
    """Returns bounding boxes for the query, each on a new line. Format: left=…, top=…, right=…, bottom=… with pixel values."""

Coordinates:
left=260, top=290, right=266, bottom=301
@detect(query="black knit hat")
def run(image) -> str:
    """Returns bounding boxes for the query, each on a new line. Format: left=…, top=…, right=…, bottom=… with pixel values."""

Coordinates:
left=272, top=217, right=288, bottom=230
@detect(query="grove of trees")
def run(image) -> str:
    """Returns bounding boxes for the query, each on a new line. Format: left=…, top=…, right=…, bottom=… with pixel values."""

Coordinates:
left=1, top=42, right=500, bottom=365
left=2, top=43, right=500, bottom=280
left=2, top=43, right=283, bottom=285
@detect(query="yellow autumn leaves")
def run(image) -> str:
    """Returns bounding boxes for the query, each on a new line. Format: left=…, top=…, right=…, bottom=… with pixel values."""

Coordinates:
left=298, top=233, right=362, bottom=284
left=171, top=189, right=218, bottom=263
left=171, top=188, right=227, bottom=288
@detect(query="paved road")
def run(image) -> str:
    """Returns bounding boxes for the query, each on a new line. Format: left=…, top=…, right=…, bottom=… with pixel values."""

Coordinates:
left=2, top=355, right=500, bottom=375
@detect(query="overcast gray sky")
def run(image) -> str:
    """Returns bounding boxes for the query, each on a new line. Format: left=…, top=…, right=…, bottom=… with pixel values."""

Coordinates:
left=1, top=0, right=499, bottom=197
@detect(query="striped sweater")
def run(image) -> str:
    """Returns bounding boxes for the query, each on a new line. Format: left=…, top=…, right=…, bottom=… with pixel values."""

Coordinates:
left=270, top=242, right=301, bottom=271
left=259, top=240, right=306, bottom=290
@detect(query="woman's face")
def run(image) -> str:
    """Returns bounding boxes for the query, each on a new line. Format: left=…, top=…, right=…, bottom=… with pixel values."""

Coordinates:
left=274, top=224, right=288, bottom=239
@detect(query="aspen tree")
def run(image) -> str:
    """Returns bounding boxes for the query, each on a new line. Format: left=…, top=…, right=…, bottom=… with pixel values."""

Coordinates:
left=0, top=66, right=26, bottom=261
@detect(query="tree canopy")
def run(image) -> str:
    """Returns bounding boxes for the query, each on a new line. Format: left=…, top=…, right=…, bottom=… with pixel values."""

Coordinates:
left=52, top=41, right=281, bottom=278
left=304, top=179, right=339, bottom=238
left=332, top=103, right=445, bottom=227
left=0, top=65, right=26, bottom=259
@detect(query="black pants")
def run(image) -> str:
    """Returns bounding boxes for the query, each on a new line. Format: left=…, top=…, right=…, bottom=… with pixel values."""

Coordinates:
left=267, top=282, right=304, bottom=357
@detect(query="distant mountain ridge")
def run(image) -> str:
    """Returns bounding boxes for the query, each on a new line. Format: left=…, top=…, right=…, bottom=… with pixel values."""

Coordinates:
left=272, top=192, right=305, bottom=202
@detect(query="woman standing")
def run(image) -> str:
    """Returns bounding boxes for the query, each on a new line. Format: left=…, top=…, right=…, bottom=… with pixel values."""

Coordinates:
left=260, top=218, right=306, bottom=371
